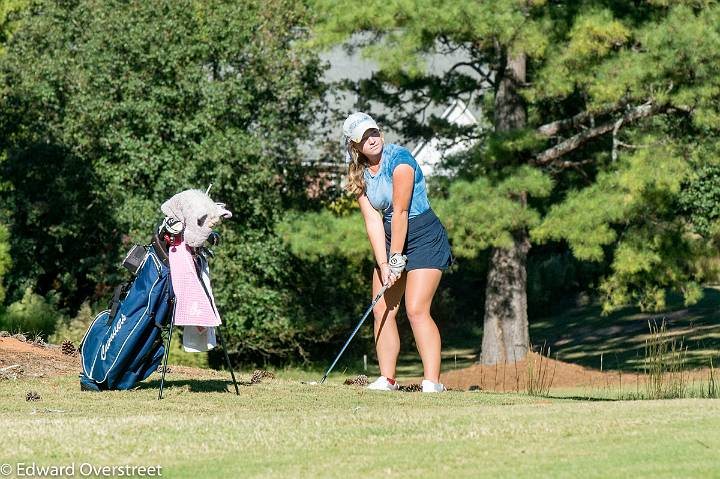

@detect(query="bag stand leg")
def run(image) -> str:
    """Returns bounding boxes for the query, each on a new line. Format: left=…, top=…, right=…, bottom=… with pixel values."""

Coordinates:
left=216, top=324, right=240, bottom=395
left=194, top=254, right=239, bottom=395
left=158, top=310, right=175, bottom=400
left=158, top=320, right=239, bottom=398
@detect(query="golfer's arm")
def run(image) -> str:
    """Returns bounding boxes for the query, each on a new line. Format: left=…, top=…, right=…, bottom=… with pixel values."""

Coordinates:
left=358, top=194, right=388, bottom=267
left=390, top=165, right=413, bottom=255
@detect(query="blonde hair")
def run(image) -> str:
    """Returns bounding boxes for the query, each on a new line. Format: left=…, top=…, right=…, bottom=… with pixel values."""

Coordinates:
left=345, top=141, right=368, bottom=197
left=344, top=131, right=384, bottom=198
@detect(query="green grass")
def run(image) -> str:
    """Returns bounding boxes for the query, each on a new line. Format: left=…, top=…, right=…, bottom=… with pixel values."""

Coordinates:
left=2, top=371, right=720, bottom=478
left=8, top=287, right=716, bottom=477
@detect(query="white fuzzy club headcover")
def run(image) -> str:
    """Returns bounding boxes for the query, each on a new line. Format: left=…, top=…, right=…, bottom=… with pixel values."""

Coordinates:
left=161, top=189, right=232, bottom=247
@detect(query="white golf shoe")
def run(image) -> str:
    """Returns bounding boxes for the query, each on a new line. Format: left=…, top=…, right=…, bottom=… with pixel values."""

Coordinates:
left=367, top=376, right=399, bottom=391
left=421, top=379, right=446, bottom=393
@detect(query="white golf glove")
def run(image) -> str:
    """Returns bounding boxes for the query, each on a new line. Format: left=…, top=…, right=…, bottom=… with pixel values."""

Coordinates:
left=388, top=253, right=407, bottom=276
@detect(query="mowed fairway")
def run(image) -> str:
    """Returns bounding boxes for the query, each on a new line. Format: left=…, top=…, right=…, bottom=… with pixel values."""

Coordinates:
left=1, top=370, right=719, bottom=479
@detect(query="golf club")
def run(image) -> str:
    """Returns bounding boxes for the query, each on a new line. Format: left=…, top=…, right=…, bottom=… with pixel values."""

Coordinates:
left=318, top=283, right=389, bottom=384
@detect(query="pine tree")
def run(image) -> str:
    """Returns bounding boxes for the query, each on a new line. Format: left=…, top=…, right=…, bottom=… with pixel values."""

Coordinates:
left=312, top=1, right=720, bottom=363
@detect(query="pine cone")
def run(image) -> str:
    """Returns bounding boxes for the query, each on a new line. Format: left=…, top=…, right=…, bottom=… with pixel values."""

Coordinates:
left=26, top=391, right=41, bottom=401
left=399, top=383, right=422, bottom=392
left=61, top=340, right=76, bottom=356
left=344, top=375, right=369, bottom=386
left=250, top=370, right=275, bottom=384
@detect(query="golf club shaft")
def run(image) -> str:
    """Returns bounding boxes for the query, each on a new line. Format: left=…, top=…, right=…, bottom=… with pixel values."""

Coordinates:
left=319, top=284, right=389, bottom=384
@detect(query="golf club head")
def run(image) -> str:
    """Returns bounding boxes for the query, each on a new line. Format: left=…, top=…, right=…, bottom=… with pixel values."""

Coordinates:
left=207, top=231, right=220, bottom=246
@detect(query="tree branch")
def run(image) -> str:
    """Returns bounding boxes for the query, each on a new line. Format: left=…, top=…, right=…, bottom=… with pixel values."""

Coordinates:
left=536, top=103, right=627, bottom=137
left=548, top=159, right=595, bottom=179
left=448, top=61, right=495, bottom=87
left=534, top=101, right=659, bottom=166
left=611, top=116, right=624, bottom=162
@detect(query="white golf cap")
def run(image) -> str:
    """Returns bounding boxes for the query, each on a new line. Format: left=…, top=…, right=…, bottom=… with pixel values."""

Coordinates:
left=343, top=112, right=379, bottom=143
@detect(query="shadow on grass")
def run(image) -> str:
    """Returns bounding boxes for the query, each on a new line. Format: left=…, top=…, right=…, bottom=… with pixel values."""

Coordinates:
left=136, top=378, right=250, bottom=393
left=530, top=287, right=720, bottom=372
left=545, top=395, right=618, bottom=402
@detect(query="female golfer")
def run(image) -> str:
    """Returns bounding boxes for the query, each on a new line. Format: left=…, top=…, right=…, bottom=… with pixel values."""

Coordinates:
left=343, top=112, right=452, bottom=393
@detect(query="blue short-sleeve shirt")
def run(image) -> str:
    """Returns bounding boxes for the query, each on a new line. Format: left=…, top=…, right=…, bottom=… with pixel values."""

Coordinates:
left=364, top=144, right=431, bottom=222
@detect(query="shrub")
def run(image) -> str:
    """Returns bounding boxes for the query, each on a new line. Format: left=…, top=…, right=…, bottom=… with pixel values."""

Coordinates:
left=0, top=288, right=63, bottom=338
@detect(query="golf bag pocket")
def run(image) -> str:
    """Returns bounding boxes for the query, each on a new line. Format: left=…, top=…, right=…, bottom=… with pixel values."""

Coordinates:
left=80, top=245, right=172, bottom=390
left=122, top=245, right=147, bottom=275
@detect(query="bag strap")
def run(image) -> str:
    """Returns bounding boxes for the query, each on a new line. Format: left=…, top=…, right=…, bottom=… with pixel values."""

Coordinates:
left=106, top=285, right=124, bottom=326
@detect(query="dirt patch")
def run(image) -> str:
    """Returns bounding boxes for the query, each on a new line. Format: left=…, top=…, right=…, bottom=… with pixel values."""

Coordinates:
left=0, top=337, right=236, bottom=383
left=0, top=337, right=80, bottom=380
left=433, top=351, right=713, bottom=392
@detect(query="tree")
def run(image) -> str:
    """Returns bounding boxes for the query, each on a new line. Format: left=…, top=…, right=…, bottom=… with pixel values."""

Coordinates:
left=312, top=1, right=720, bottom=363
left=0, top=0, right=325, bottom=361
left=0, top=0, right=27, bottom=307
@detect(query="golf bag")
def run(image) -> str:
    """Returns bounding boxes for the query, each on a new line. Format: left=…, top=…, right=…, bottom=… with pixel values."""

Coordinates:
left=79, top=237, right=173, bottom=391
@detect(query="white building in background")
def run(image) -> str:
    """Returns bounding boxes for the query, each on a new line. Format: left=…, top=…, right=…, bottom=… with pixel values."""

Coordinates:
left=412, top=99, right=479, bottom=177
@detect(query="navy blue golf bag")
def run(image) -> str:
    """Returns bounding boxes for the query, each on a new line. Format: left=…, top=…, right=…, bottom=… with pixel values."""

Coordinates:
left=79, top=242, right=173, bottom=391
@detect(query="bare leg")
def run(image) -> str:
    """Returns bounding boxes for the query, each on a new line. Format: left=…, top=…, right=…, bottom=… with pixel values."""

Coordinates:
left=404, top=269, right=443, bottom=383
left=371, top=266, right=406, bottom=379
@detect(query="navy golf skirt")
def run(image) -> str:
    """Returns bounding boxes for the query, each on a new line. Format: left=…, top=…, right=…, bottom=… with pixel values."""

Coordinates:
left=384, top=208, right=453, bottom=271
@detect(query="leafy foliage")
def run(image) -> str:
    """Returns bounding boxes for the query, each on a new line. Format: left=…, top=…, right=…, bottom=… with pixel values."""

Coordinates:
left=0, top=224, right=10, bottom=304
left=277, top=207, right=378, bottom=354
left=279, top=207, right=371, bottom=261
left=532, top=140, right=706, bottom=312
left=0, top=0, right=325, bottom=361
left=49, top=300, right=94, bottom=346
left=438, top=166, right=553, bottom=256
left=0, top=287, right=63, bottom=337
left=0, top=0, right=27, bottom=56
left=679, top=163, right=720, bottom=238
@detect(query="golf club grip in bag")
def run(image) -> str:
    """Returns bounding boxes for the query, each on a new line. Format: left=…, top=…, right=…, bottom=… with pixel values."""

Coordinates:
left=79, top=244, right=173, bottom=391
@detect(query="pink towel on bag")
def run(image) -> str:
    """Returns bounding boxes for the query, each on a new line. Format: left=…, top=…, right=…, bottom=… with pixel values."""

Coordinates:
left=169, top=240, right=221, bottom=327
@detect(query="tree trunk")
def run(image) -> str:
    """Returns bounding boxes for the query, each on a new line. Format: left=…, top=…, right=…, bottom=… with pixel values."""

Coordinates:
left=481, top=229, right=530, bottom=364
left=480, top=52, right=530, bottom=365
